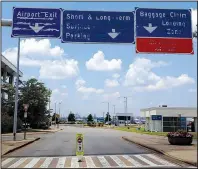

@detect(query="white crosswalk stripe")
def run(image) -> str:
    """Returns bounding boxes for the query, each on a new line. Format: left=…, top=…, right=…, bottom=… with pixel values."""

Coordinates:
left=146, top=154, right=177, bottom=166
left=123, top=155, right=143, bottom=167
left=71, top=157, right=79, bottom=168
left=2, top=158, right=15, bottom=166
left=85, top=156, right=96, bottom=168
left=8, top=158, right=27, bottom=168
left=40, top=157, right=53, bottom=168
left=97, top=156, right=110, bottom=167
left=110, top=155, right=127, bottom=167
left=2, top=153, right=193, bottom=168
left=134, top=155, right=158, bottom=166
left=24, top=158, right=40, bottom=168
left=56, top=157, right=66, bottom=168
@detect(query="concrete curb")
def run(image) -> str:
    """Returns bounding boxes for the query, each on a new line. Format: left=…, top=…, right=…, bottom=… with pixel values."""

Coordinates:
left=2, top=137, right=40, bottom=156
left=2, top=129, right=62, bottom=136
left=122, top=136, right=197, bottom=167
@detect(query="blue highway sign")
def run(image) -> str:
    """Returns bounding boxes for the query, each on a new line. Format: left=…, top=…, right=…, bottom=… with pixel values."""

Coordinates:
left=62, top=10, right=134, bottom=43
left=12, top=7, right=61, bottom=38
left=136, top=8, right=192, bottom=38
left=152, top=115, right=162, bottom=120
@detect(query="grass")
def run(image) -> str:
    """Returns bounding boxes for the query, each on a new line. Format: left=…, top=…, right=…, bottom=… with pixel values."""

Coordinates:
left=114, top=126, right=198, bottom=139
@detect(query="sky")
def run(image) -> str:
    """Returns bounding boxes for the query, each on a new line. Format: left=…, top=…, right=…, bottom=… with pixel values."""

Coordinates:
left=2, top=2, right=197, bottom=118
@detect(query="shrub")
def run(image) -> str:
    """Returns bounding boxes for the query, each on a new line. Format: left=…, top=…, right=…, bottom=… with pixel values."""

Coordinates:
left=2, top=111, right=23, bottom=133
left=167, top=130, right=193, bottom=138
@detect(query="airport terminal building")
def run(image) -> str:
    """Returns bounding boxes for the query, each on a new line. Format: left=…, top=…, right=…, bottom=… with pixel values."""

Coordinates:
left=140, top=106, right=197, bottom=132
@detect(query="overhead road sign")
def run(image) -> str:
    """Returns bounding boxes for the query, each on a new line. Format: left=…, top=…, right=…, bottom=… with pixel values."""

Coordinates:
left=135, top=8, right=193, bottom=54
left=62, top=10, right=134, bottom=43
left=12, top=7, right=61, bottom=38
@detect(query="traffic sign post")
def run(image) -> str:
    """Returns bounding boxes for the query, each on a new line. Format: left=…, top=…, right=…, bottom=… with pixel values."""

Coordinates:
left=62, top=10, right=134, bottom=43
left=76, top=133, right=84, bottom=161
left=12, top=7, right=61, bottom=38
left=135, top=8, right=193, bottom=54
left=23, top=104, right=29, bottom=140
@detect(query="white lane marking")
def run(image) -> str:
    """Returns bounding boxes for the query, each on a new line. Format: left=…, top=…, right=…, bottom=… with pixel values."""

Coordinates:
left=146, top=154, right=177, bottom=166
left=85, top=156, right=96, bottom=168
left=134, top=155, right=158, bottom=166
left=56, top=157, right=66, bottom=168
left=24, top=158, right=40, bottom=168
left=97, top=156, right=110, bottom=167
left=71, top=157, right=79, bottom=168
left=123, top=155, right=142, bottom=167
left=110, top=156, right=127, bottom=167
left=8, top=158, right=27, bottom=168
left=2, top=158, right=15, bottom=167
left=40, top=157, right=53, bottom=168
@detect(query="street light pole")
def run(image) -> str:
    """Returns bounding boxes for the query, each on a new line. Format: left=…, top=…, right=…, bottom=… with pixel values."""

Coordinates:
left=108, top=102, right=109, bottom=124
left=54, top=102, right=56, bottom=127
left=113, top=105, right=115, bottom=124
left=58, top=102, right=61, bottom=128
left=13, top=37, right=20, bottom=141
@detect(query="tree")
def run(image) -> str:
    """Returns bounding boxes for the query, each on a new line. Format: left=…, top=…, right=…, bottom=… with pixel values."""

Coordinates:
left=52, top=113, right=59, bottom=123
left=87, top=114, right=93, bottom=122
left=1, top=84, right=23, bottom=133
left=105, top=112, right=111, bottom=123
left=18, top=78, right=52, bottom=129
left=68, top=112, right=75, bottom=122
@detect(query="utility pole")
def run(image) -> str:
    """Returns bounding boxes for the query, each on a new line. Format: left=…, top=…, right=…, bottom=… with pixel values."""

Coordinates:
left=54, top=102, right=56, bottom=127
left=118, top=96, right=132, bottom=125
left=108, top=102, right=109, bottom=123
left=113, top=105, right=115, bottom=124
left=58, top=102, right=61, bottom=128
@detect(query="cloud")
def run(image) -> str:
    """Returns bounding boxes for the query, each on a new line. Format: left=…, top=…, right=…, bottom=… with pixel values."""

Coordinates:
left=75, top=78, right=104, bottom=94
left=85, top=51, right=122, bottom=71
left=124, top=58, right=167, bottom=86
left=192, top=9, right=197, bottom=35
left=2, top=38, right=65, bottom=65
left=103, top=92, right=120, bottom=101
left=124, top=58, right=195, bottom=92
left=20, top=39, right=64, bottom=58
left=3, top=38, right=79, bottom=80
left=51, top=88, right=68, bottom=103
left=188, top=88, right=197, bottom=93
left=105, top=79, right=119, bottom=87
left=134, top=74, right=195, bottom=92
left=112, top=73, right=120, bottom=79
left=39, top=59, right=79, bottom=79
left=61, top=85, right=67, bottom=89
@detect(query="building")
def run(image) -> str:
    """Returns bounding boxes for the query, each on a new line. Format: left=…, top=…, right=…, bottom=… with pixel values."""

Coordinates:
left=140, top=106, right=197, bottom=132
left=114, top=113, right=134, bottom=126
left=1, top=54, right=23, bottom=102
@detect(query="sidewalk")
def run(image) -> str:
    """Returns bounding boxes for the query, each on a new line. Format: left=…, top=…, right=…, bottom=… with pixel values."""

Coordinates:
left=2, top=137, right=40, bottom=155
left=122, top=133, right=197, bottom=166
left=2, top=126, right=62, bottom=138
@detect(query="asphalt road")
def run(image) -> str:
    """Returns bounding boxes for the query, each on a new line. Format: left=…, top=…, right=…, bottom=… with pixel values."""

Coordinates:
left=4, top=126, right=150, bottom=157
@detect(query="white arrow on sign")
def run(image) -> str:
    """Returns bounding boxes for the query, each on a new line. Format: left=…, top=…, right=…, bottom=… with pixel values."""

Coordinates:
left=108, top=29, right=120, bottom=39
left=29, top=23, right=45, bottom=33
left=143, top=23, right=157, bottom=33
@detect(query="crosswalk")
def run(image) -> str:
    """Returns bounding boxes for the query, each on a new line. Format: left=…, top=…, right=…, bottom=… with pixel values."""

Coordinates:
left=1, top=153, right=188, bottom=168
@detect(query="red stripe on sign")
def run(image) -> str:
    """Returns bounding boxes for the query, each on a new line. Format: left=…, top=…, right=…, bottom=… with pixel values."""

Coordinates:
left=136, top=38, right=194, bottom=54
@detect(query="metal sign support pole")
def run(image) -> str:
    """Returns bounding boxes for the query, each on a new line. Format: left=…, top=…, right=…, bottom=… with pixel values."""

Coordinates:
left=13, top=37, right=20, bottom=141
left=24, top=116, right=27, bottom=140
